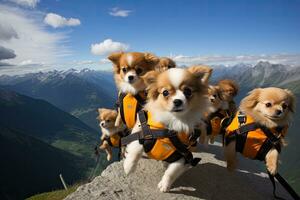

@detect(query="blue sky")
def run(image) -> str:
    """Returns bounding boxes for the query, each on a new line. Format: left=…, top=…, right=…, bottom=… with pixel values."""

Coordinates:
left=0, top=0, right=300, bottom=74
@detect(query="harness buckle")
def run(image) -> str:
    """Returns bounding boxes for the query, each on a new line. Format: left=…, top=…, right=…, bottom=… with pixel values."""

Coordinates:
left=238, top=112, right=246, bottom=127
left=144, top=134, right=153, bottom=140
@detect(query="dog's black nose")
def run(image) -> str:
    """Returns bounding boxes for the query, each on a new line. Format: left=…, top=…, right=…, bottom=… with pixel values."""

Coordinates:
left=173, top=99, right=183, bottom=107
left=128, top=75, right=134, bottom=82
left=276, top=110, right=282, bottom=115
left=100, top=122, right=104, bottom=126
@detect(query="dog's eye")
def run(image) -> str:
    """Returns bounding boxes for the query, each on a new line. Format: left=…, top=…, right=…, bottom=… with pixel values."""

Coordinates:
left=183, top=87, right=192, bottom=98
left=122, top=67, right=127, bottom=73
left=265, top=103, right=272, bottom=107
left=162, top=90, right=169, bottom=97
left=282, top=103, right=288, bottom=109
left=136, top=67, right=143, bottom=75
left=106, top=120, right=110, bottom=122
left=213, top=94, right=217, bottom=98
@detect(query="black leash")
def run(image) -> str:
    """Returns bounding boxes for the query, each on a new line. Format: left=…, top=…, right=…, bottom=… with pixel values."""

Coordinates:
left=268, top=172, right=300, bottom=200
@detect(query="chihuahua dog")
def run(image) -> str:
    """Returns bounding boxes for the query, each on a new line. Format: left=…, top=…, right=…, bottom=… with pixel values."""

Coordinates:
left=108, top=52, right=159, bottom=128
left=123, top=66, right=210, bottom=192
left=97, top=108, right=126, bottom=161
left=224, top=87, right=295, bottom=175
left=217, top=79, right=239, bottom=115
left=155, top=57, right=176, bottom=72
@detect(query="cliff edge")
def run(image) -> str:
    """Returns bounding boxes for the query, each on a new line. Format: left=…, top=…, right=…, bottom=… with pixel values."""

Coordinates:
left=65, top=143, right=291, bottom=200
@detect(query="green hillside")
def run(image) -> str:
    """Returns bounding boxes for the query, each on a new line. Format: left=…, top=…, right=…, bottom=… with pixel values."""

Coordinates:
left=0, top=88, right=99, bottom=157
left=0, top=127, right=88, bottom=200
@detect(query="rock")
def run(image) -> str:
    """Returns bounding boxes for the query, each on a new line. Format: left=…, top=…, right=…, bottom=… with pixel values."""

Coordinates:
left=65, top=143, right=291, bottom=200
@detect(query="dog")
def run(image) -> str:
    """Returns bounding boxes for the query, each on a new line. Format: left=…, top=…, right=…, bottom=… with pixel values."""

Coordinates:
left=217, top=79, right=239, bottom=115
left=199, top=85, right=224, bottom=144
left=224, top=87, right=295, bottom=175
left=108, top=52, right=159, bottom=128
left=122, top=66, right=210, bottom=192
left=155, top=57, right=176, bottom=72
left=97, top=108, right=126, bottom=161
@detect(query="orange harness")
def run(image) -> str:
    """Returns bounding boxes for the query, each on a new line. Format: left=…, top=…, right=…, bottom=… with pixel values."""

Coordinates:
left=205, top=109, right=229, bottom=137
left=118, top=92, right=146, bottom=129
left=104, top=133, right=122, bottom=147
left=121, top=111, right=201, bottom=165
left=225, top=112, right=288, bottom=160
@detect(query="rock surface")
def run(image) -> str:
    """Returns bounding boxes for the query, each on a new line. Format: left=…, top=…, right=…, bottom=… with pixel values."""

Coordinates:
left=65, top=143, right=291, bottom=200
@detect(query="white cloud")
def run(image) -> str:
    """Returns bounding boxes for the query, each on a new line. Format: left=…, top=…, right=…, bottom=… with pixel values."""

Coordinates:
left=19, top=59, right=33, bottom=65
left=91, top=39, right=129, bottom=56
left=8, top=0, right=39, bottom=8
left=44, top=13, right=81, bottom=28
left=171, top=54, right=300, bottom=66
left=0, top=5, right=70, bottom=67
left=109, top=7, right=131, bottom=17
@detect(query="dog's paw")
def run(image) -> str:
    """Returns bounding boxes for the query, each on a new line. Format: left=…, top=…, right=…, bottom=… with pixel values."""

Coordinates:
left=107, top=154, right=112, bottom=161
left=226, top=161, right=236, bottom=172
left=123, top=159, right=134, bottom=175
left=267, top=164, right=277, bottom=175
left=157, top=178, right=171, bottom=192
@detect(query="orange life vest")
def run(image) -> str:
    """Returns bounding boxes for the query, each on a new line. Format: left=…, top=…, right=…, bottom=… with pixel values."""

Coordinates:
left=104, top=132, right=124, bottom=147
left=121, top=110, right=201, bottom=165
left=145, top=111, right=196, bottom=161
left=119, top=92, right=146, bottom=129
left=205, top=109, right=229, bottom=137
left=225, top=112, right=288, bottom=160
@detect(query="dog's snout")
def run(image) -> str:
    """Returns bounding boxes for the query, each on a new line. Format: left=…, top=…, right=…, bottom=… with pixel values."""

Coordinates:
left=276, top=109, right=282, bottom=115
left=100, top=122, right=105, bottom=126
left=128, top=75, right=135, bottom=82
left=173, top=99, right=183, bottom=107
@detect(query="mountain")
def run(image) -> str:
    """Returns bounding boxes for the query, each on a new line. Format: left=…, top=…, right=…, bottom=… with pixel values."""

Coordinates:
left=0, top=88, right=99, bottom=157
left=0, top=127, right=87, bottom=200
left=0, top=68, right=117, bottom=131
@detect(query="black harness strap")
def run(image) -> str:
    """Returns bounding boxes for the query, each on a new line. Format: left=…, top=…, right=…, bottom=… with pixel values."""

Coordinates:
left=121, top=110, right=201, bottom=166
left=273, top=173, right=300, bottom=200
left=268, top=172, right=286, bottom=200
left=118, top=93, right=127, bottom=124
left=168, top=135, right=201, bottom=166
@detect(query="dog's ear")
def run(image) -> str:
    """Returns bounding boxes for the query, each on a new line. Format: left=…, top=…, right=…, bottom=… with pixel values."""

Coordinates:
left=142, top=70, right=160, bottom=86
left=144, top=53, right=159, bottom=65
left=241, top=88, right=262, bottom=109
left=98, top=108, right=105, bottom=114
left=284, top=89, right=296, bottom=113
left=108, top=52, right=123, bottom=69
left=188, top=65, right=213, bottom=85
left=142, top=70, right=160, bottom=100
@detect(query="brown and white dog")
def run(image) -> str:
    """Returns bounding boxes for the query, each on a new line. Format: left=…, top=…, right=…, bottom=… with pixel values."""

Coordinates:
left=108, top=51, right=159, bottom=95
left=97, top=108, right=126, bottom=161
left=108, top=52, right=159, bottom=127
left=217, top=79, right=239, bottom=115
left=224, top=87, right=295, bottom=174
left=155, top=57, right=176, bottom=72
left=199, top=85, right=223, bottom=144
left=123, top=66, right=210, bottom=192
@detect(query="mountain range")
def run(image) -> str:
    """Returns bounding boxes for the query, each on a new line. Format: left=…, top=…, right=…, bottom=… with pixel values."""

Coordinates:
left=0, top=68, right=117, bottom=131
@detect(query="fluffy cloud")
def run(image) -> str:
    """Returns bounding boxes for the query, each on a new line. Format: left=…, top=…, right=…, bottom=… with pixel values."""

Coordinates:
left=109, top=7, right=131, bottom=17
left=8, top=0, right=39, bottom=8
left=0, top=45, right=16, bottom=60
left=44, top=13, right=81, bottom=28
left=171, top=54, right=300, bottom=66
left=91, top=39, right=129, bottom=55
left=0, top=5, right=70, bottom=66
left=0, top=24, right=18, bottom=41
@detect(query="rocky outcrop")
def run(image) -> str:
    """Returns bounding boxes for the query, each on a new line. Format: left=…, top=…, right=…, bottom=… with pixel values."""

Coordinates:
left=65, top=143, right=291, bottom=200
